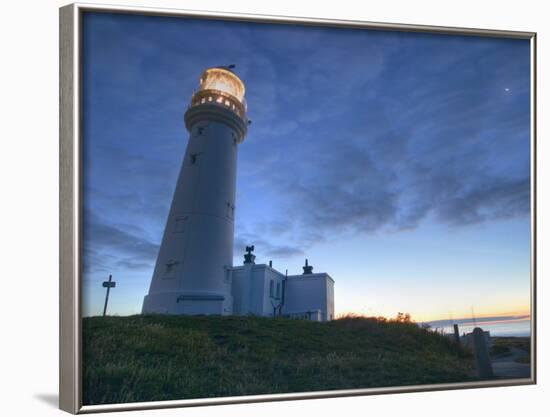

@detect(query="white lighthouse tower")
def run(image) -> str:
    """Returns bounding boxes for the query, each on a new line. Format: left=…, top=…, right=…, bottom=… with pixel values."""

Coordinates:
left=142, top=66, right=249, bottom=315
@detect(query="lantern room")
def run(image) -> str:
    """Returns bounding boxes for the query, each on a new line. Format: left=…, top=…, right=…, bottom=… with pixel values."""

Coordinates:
left=189, top=66, right=248, bottom=120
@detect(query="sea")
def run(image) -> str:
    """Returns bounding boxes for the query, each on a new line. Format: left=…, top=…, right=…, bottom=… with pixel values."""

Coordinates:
left=425, top=315, right=531, bottom=337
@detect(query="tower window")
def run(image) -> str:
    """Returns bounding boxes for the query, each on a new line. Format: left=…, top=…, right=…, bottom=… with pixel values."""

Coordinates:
left=226, top=202, right=235, bottom=219
left=164, top=259, right=179, bottom=278
left=190, top=153, right=198, bottom=165
left=175, top=216, right=187, bottom=233
left=197, top=127, right=204, bottom=136
left=208, top=96, right=213, bottom=102
left=216, top=96, right=223, bottom=103
left=200, top=97, right=206, bottom=104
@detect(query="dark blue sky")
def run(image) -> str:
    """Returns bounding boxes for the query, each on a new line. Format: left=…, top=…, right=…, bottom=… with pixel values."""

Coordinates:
left=82, top=12, right=531, bottom=319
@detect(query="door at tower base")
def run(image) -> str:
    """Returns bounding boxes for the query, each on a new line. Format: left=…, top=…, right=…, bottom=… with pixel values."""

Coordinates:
left=142, top=292, right=232, bottom=315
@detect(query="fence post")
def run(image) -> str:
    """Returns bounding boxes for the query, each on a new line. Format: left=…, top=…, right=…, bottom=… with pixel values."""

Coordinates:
left=473, top=327, right=493, bottom=378
left=453, top=324, right=460, bottom=345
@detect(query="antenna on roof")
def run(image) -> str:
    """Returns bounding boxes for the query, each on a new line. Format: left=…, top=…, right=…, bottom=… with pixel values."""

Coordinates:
left=471, top=306, right=477, bottom=327
left=302, top=259, right=313, bottom=275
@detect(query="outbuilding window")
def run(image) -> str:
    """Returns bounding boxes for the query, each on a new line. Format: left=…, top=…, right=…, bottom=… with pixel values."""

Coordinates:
left=276, top=282, right=281, bottom=299
left=269, top=280, right=274, bottom=297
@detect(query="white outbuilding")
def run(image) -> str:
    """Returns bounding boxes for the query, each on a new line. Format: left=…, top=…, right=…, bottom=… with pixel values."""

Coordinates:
left=230, top=247, right=335, bottom=321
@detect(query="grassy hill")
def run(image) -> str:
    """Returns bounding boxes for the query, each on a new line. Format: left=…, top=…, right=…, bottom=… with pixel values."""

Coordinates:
left=82, top=315, right=474, bottom=405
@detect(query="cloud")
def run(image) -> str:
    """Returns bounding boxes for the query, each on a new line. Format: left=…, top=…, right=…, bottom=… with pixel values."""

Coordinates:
left=239, top=74, right=530, bottom=243
left=82, top=210, right=159, bottom=275
left=84, top=213, right=159, bottom=259
left=437, top=177, right=530, bottom=225
left=234, top=233, right=304, bottom=261
left=82, top=248, right=113, bottom=274
left=114, top=258, right=155, bottom=271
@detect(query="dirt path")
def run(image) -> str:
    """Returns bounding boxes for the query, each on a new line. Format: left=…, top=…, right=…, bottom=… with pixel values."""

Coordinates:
left=491, top=347, right=531, bottom=379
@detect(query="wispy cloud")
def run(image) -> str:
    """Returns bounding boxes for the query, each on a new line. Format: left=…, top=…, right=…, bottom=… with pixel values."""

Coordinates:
left=82, top=210, right=159, bottom=276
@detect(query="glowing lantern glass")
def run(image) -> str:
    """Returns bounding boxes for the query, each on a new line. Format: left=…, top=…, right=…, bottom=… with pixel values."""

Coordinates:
left=199, top=68, right=246, bottom=106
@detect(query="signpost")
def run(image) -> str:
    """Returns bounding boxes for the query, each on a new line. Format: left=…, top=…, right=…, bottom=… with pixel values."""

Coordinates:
left=102, top=274, right=116, bottom=317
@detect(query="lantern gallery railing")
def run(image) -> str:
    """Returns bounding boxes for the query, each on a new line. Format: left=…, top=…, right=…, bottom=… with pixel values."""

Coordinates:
left=189, top=88, right=248, bottom=120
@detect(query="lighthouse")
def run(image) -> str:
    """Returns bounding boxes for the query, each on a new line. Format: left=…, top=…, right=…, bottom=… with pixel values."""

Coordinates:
left=141, top=67, right=335, bottom=321
left=142, top=66, right=249, bottom=315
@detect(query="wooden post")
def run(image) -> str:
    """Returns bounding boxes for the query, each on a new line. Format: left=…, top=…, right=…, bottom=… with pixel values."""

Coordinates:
left=473, top=327, right=493, bottom=378
left=102, top=274, right=116, bottom=317
left=453, top=324, right=460, bottom=345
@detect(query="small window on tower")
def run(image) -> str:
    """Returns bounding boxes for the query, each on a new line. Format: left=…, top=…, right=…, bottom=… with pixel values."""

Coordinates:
left=226, top=201, right=235, bottom=219
left=208, top=96, right=213, bottom=102
left=216, top=96, right=223, bottom=103
left=190, top=153, right=198, bottom=165
left=175, top=216, right=187, bottom=233
left=164, top=259, right=179, bottom=278
left=197, top=127, right=204, bottom=136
